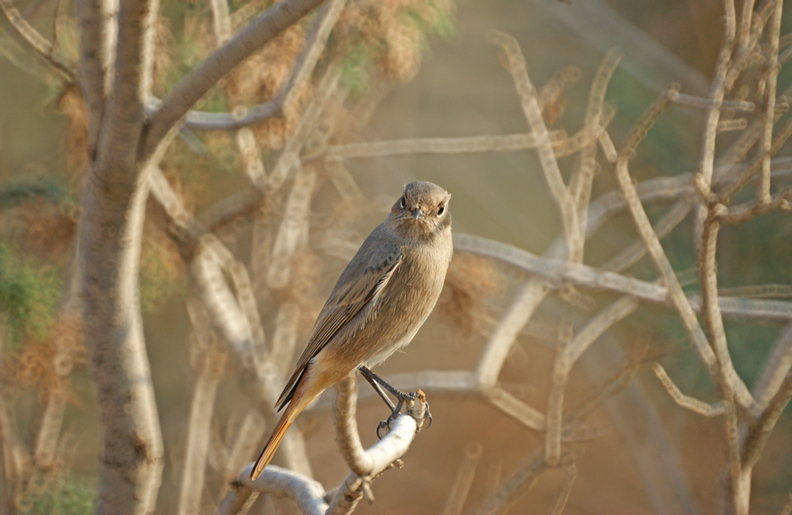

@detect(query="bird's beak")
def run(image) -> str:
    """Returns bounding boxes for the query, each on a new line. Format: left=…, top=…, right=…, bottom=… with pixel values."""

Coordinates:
left=412, top=208, right=423, bottom=220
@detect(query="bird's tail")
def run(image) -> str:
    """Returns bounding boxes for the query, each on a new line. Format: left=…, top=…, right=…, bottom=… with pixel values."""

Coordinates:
left=249, top=399, right=303, bottom=480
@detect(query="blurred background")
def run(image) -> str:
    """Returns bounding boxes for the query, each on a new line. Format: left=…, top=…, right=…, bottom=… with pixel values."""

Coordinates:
left=2, top=0, right=792, bottom=514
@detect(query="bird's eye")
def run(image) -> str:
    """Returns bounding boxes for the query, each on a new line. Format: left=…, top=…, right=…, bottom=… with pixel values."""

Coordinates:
left=437, top=205, right=445, bottom=216
left=400, top=196, right=406, bottom=209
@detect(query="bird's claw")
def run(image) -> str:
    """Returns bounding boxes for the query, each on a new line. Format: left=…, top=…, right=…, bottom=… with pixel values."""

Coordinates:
left=375, top=391, right=432, bottom=439
left=424, top=402, right=433, bottom=428
left=376, top=399, right=404, bottom=439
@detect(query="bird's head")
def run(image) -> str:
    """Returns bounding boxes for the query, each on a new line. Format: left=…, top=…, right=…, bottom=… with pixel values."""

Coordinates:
left=388, top=181, right=451, bottom=241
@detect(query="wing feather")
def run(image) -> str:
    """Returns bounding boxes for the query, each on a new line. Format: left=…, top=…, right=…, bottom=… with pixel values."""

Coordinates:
left=275, top=241, right=402, bottom=410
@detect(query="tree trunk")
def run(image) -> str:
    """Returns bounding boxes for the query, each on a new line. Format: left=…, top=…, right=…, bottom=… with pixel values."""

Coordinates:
left=79, top=162, right=164, bottom=515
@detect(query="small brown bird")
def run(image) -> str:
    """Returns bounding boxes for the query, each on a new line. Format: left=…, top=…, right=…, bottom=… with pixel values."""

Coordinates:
left=250, top=181, right=453, bottom=480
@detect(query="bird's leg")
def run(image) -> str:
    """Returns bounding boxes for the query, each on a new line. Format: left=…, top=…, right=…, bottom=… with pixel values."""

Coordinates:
left=359, top=367, right=396, bottom=412
left=358, top=366, right=432, bottom=438
left=358, top=366, right=413, bottom=402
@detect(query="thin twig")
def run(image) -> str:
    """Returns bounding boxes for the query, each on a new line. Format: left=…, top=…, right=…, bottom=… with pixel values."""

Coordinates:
left=751, top=323, right=792, bottom=414
left=177, top=300, right=226, bottom=515
left=741, top=370, right=792, bottom=471
left=570, top=47, right=622, bottom=235
left=719, top=185, right=792, bottom=224
left=720, top=118, right=792, bottom=201
left=489, top=30, right=583, bottom=263
left=652, top=363, right=726, bottom=417
left=142, top=0, right=325, bottom=158
left=441, top=442, right=483, bottom=515
left=548, top=462, right=577, bottom=515
left=0, top=0, right=74, bottom=80
left=614, top=153, right=719, bottom=375
left=454, top=233, right=792, bottom=322
left=267, top=167, right=317, bottom=289
left=758, top=0, right=784, bottom=203
left=545, top=297, right=637, bottom=464
left=668, top=91, right=755, bottom=113
left=475, top=448, right=549, bottom=515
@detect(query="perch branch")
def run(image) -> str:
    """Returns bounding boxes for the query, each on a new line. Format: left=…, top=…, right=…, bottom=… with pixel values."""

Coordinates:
left=325, top=414, right=421, bottom=515
left=333, top=374, right=374, bottom=477
left=221, top=464, right=329, bottom=515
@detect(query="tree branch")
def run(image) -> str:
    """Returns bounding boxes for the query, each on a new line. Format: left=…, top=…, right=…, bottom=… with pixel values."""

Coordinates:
left=220, top=464, right=329, bottom=515
left=142, top=0, right=325, bottom=158
left=0, top=0, right=75, bottom=80
left=652, top=363, right=726, bottom=417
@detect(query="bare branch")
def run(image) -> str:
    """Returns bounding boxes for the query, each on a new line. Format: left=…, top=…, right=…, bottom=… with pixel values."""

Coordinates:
left=269, top=63, right=342, bottom=190
left=281, top=0, right=346, bottom=114
left=440, top=442, right=483, bottom=515
left=546, top=297, right=637, bottom=464
left=142, top=0, right=325, bottom=158
left=475, top=448, right=548, bottom=515
left=333, top=374, right=374, bottom=477
left=698, top=209, right=748, bottom=514
left=571, top=47, right=622, bottom=234
left=720, top=118, right=792, bottom=201
left=317, top=132, right=564, bottom=160
left=483, top=385, right=546, bottom=431
left=652, top=363, right=726, bottom=417
left=613, top=153, right=718, bottom=367
left=221, top=465, right=329, bottom=515
left=695, top=0, right=736, bottom=195
left=325, top=415, right=420, bottom=515
left=268, top=167, right=317, bottom=289
left=718, top=118, right=749, bottom=132
left=549, top=462, right=577, bottom=515
left=75, top=0, right=107, bottom=154
left=602, top=199, right=693, bottom=273
left=140, top=0, right=159, bottom=101
left=758, top=0, right=784, bottom=203
left=741, top=370, right=792, bottom=471
left=0, top=0, right=74, bottom=80
left=719, top=185, right=792, bottom=224
left=455, top=233, right=792, bottom=323
left=752, top=323, right=792, bottom=413
left=156, top=0, right=346, bottom=132
left=489, top=30, right=583, bottom=263
left=668, top=91, right=755, bottom=113
left=476, top=280, right=549, bottom=389
left=177, top=299, right=226, bottom=515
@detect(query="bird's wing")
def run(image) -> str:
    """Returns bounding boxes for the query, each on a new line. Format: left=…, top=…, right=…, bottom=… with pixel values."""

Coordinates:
left=275, top=240, right=403, bottom=410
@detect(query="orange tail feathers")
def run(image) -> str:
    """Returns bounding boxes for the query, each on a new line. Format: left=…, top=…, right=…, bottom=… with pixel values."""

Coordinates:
left=250, top=401, right=300, bottom=480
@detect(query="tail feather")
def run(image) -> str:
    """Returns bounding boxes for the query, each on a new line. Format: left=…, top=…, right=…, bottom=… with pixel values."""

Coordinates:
left=249, top=403, right=300, bottom=480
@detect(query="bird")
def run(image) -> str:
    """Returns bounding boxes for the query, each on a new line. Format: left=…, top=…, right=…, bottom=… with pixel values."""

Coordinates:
left=249, top=181, right=453, bottom=480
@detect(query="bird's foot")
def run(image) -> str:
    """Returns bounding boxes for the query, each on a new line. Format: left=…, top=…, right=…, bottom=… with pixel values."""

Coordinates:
left=358, top=367, right=431, bottom=438
left=376, top=389, right=431, bottom=439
